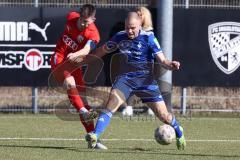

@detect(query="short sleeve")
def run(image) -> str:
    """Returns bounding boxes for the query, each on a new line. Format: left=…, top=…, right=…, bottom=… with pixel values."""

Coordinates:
left=148, top=33, right=163, bottom=55
left=87, top=24, right=100, bottom=44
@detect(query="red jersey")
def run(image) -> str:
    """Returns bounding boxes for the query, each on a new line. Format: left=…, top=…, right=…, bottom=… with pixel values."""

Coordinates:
left=54, top=12, right=100, bottom=64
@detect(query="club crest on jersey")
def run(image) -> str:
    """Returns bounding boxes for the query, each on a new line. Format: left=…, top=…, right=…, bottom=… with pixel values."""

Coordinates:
left=77, top=35, right=84, bottom=43
left=208, top=22, right=240, bottom=74
left=137, top=42, right=142, bottom=49
left=118, top=40, right=132, bottom=50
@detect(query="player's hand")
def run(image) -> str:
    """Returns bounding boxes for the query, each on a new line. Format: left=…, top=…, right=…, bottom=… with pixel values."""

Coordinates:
left=67, top=53, right=84, bottom=63
left=169, top=61, right=180, bottom=70
left=67, top=53, right=78, bottom=61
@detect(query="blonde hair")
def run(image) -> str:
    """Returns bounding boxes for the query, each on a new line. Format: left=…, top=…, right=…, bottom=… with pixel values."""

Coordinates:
left=135, top=7, right=153, bottom=31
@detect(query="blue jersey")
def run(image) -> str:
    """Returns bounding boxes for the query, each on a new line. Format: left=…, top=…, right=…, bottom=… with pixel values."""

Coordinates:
left=106, top=30, right=163, bottom=77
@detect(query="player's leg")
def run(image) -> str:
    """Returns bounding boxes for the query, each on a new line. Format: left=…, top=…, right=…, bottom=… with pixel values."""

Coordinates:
left=86, top=77, right=130, bottom=148
left=73, top=69, right=107, bottom=149
left=64, top=68, right=107, bottom=149
left=86, top=88, right=125, bottom=144
left=136, top=80, right=186, bottom=150
left=78, top=102, right=95, bottom=132
left=50, top=59, right=97, bottom=121
left=146, top=101, right=186, bottom=150
left=95, top=88, right=125, bottom=134
left=85, top=89, right=126, bottom=149
left=72, top=69, right=96, bottom=132
left=78, top=96, right=107, bottom=149
left=63, top=76, right=97, bottom=119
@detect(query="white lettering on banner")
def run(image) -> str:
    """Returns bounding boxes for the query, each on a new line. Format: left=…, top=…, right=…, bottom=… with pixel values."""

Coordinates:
left=0, top=22, right=28, bottom=41
left=0, top=50, right=53, bottom=71
left=0, top=21, right=51, bottom=42
left=0, top=21, right=54, bottom=71
left=0, top=51, right=25, bottom=68
left=17, top=22, right=28, bottom=41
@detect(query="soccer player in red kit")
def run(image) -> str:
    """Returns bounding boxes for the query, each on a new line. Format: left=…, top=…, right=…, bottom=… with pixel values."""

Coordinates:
left=50, top=4, right=107, bottom=149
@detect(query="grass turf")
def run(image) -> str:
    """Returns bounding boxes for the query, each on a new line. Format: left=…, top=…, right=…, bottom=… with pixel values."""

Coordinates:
left=0, top=114, right=239, bottom=160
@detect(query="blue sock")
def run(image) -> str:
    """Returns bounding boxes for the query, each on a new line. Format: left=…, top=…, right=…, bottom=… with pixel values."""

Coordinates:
left=94, top=110, right=113, bottom=138
left=171, top=117, right=183, bottom=138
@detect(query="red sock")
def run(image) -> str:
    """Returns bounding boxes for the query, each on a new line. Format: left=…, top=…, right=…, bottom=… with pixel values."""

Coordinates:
left=79, top=104, right=94, bottom=133
left=67, top=88, right=94, bottom=133
left=67, top=88, right=84, bottom=111
left=79, top=114, right=95, bottom=133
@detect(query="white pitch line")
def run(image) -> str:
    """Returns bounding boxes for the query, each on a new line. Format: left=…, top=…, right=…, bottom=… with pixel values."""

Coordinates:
left=0, top=137, right=240, bottom=142
left=187, top=140, right=240, bottom=142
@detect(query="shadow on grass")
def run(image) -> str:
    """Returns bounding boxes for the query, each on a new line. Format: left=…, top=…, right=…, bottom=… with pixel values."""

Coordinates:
left=0, top=144, right=82, bottom=152
left=113, top=147, right=240, bottom=158
left=0, top=144, right=240, bottom=159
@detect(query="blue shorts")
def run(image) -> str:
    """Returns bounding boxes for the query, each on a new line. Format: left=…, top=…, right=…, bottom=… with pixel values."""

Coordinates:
left=112, top=72, right=163, bottom=103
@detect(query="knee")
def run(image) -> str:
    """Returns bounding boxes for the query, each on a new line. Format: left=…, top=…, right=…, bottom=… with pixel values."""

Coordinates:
left=63, top=76, right=76, bottom=89
left=160, top=112, right=173, bottom=124
left=108, top=94, right=122, bottom=106
left=107, top=90, right=124, bottom=111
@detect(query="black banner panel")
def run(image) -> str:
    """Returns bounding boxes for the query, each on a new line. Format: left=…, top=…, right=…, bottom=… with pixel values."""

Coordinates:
left=0, top=7, right=128, bottom=86
left=0, top=8, right=64, bottom=86
left=173, top=9, right=240, bottom=87
left=1, top=7, right=240, bottom=87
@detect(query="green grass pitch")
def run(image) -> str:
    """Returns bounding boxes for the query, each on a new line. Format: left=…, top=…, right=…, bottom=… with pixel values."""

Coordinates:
left=0, top=114, right=239, bottom=160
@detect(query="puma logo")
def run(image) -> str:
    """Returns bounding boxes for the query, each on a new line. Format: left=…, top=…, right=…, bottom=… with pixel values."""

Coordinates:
left=29, top=22, right=51, bottom=41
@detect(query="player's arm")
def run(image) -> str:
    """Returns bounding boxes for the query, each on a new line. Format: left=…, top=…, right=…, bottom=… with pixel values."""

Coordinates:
left=77, top=32, right=119, bottom=64
left=149, top=33, right=180, bottom=70
left=155, top=53, right=180, bottom=70
left=68, top=24, right=100, bottom=62
left=90, top=44, right=107, bottom=57
left=82, top=41, right=118, bottom=64
left=92, top=40, right=118, bottom=57
left=67, top=40, right=96, bottom=62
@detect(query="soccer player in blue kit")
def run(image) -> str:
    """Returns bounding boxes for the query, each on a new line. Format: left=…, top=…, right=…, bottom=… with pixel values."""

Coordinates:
left=85, top=12, right=186, bottom=150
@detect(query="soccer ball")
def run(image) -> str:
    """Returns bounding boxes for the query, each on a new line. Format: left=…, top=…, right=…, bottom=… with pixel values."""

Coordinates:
left=154, top=124, right=176, bottom=145
left=122, top=106, right=133, bottom=116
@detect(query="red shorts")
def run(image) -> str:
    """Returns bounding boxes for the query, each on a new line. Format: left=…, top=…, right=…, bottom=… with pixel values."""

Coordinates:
left=50, top=53, right=86, bottom=92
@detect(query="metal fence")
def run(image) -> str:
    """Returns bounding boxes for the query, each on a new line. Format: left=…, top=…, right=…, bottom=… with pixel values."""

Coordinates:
left=0, top=0, right=149, bottom=8
left=0, top=86, right=240, bottom=118
left=174, top=0, right=240, bottom=9
left=1, top=0, right=240, bottom=8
